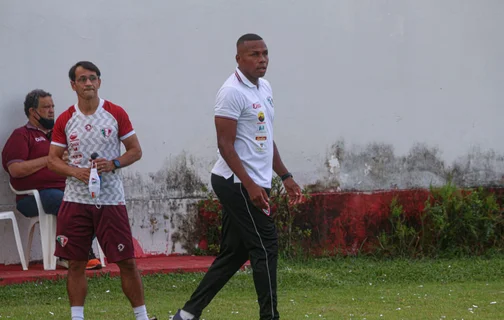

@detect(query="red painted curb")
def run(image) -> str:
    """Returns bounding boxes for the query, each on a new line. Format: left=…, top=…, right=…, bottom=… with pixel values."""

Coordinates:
left=0, top=256, right=250, bottom=286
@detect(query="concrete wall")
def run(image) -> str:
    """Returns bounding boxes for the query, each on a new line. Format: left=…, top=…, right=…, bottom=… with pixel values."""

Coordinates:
left=1, top=0, right=503, bottom=264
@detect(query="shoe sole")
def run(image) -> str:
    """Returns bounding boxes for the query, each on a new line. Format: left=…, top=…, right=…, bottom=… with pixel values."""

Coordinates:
left=86, top=264, right=102, bottom=270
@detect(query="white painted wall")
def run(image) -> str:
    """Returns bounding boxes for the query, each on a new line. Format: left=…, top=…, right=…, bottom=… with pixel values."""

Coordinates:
left=1, top=0, right=503, bottom=264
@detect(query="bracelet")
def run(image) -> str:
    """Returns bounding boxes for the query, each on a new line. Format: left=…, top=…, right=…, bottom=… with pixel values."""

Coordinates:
left=280, top=172, right=293, bottom=181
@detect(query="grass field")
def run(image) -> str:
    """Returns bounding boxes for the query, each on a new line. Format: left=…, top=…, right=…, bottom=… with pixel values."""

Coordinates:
left=1, top=256, right=503, bottom=319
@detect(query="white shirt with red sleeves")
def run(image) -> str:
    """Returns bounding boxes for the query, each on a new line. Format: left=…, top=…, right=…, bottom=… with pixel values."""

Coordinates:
left=51, top=98, right=135, bottom=205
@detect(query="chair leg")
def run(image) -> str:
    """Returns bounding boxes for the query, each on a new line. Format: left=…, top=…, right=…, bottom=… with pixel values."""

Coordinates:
left=46, top=215, right=57, bottom=270
left=39, top=216, right=57, bottom=271
left=97, top=240, right=106, bottom=267
left=9, top=214, right=27, bottom=271
left=25, top=221, right=38, bottom=268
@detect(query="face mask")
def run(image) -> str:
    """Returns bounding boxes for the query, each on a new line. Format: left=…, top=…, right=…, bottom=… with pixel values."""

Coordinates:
left=35, top=111, right=55, bottom=130
left=89, top=160, right=101, bottom=209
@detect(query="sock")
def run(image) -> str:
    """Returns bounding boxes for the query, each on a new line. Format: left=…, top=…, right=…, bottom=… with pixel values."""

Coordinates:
left=71, top=306, right=84, bottom=320
left=133, top=305, right=149, bottom=320
left=180, top=309, right=195, bottom=320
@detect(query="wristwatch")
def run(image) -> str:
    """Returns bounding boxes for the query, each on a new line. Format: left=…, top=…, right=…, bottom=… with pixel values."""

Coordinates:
left=280, top=172, right=293, bottom=181
left=112, top=159, right=121, bottom=169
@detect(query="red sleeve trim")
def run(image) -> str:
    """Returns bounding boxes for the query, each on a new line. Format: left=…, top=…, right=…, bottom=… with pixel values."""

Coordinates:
left=215, top=115, right=238, bottom=121
left=52, top=106, right=76, bottom=146
left=103, top=101, right=134, bottom=138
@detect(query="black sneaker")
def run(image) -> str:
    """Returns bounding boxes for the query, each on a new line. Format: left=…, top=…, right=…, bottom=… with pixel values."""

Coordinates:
left=170, top=309, right=199, bottom=320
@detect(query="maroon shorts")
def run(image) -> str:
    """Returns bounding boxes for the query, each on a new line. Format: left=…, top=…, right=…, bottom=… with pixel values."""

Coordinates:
left=54, top=201, right=134, bottom=263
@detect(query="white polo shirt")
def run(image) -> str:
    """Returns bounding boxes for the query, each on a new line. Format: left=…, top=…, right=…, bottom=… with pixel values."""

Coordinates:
left=211, top=67, right=275, bottom=188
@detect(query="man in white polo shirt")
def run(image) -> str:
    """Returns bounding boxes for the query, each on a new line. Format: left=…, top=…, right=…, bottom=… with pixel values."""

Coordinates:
left=172, top=33, right=303, bottom=320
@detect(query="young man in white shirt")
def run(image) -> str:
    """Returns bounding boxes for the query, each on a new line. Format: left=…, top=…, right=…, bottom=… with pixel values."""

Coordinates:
left=172, top=33, right=303, bottom=320
left=48, top=61, right=155, bottom=320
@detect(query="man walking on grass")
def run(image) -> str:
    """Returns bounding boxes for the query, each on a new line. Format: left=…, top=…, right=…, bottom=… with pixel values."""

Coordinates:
left=171, top=33, right=303, bottom=320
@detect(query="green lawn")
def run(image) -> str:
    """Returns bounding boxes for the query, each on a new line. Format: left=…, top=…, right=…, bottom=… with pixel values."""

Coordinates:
left=1, top=256, right=503, bottom=319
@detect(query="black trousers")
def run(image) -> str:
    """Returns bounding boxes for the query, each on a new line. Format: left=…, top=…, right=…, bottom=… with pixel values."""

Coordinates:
left=183, top=174, right=279, bottom=320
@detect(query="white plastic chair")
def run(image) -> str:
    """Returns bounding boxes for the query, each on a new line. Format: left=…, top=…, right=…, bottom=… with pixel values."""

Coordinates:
left=9, top=183, right=106, bottom=270
left=10, top=183, right=57, bottom=270
left=94, top=240, right=106, bottom=268
left=0, top=211, right=28, bottom=270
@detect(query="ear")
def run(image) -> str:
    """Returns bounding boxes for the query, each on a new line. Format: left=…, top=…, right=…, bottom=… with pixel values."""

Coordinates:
left=70, top=81, right=77, bottom=92
left=29, top=107, right=38, bottom=118
left=235, top=53, right=240, bottom=64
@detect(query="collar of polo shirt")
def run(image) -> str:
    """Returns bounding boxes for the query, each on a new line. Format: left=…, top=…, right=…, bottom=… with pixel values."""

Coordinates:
left=235, top=67, right=259, bottom=89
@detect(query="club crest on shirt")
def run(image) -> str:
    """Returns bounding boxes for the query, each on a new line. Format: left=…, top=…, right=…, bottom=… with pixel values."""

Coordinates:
left=56, top=235, right=68, bottom=247
left=101, top=128, right=112, bottom=138
left=267, top=96, right=274, bottom=107
left=257, top=111, right=265, bottom=122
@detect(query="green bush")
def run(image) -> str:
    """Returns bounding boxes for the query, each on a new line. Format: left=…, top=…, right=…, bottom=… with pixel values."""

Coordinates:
left=376, top=197, right=423, bottom=258
left=377, top=182, right=504, bottom=258
left=196, top=180, right=504, bottom=259
left=269, top=176, right=312, bottom=259
left=194, top=189, right=223, bottom=256
left=423, top=183, right=504, bottom=257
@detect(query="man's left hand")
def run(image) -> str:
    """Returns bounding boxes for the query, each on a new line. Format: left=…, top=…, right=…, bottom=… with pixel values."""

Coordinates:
left=283, top=178, right=303, bottom=206
left=92, top=158, right=115, bottom=175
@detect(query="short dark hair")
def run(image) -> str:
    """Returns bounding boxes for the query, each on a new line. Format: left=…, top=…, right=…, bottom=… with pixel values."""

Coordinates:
left=68, top=61, right=101, bottom=81
left=24, top=89, right=52, bottom=117
left=236, top=33, right=263, bottom=47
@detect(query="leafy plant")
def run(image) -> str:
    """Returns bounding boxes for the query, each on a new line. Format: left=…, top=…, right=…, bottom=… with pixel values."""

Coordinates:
left=194, top=190, right=222, bottom=255
left=195, top=179, right=504, bottom=259
left=423, top=183, right=503, bottom=257
left=375, top=182, right=504, bottom=258
left=269, top=176, right=312, bottom=259
left=376, top=197, right=422, bottom=257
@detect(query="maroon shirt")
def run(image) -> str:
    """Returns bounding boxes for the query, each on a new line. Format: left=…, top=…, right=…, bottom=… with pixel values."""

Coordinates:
left=2, top=122, right=66, bottom=201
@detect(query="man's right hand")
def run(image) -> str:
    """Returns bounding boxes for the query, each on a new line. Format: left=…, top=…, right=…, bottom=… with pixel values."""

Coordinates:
left=72, top=167, right=90, bottom=183
left=245, top=183, right=270, bottom=210
left=62, top=150, right=69, bottom=163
